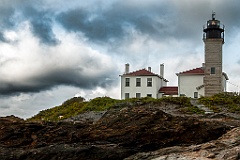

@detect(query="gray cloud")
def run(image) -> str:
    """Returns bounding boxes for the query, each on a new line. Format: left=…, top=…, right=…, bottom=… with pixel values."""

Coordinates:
left=21, top=6, right=59, bottom=46
left=1, top=0, right=240, bottom=46
left=0, top=0, right=239, bottom=46
left=56, top=1, right=174, bottom=43
left=0, top=30, right=118, bottom=96
left=0, top=68, right=116, bottom=95
left=0, top=0, right=58, bottom=45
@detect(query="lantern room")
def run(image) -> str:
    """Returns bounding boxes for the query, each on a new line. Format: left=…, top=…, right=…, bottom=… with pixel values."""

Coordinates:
left=203, top=12, right=224, bottom=40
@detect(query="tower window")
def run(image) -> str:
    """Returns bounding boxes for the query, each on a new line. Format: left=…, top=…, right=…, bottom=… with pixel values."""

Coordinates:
left=136, top=78, right=141, bottom=87
left=125, top=78, right=130, bottom=87
left=211, top=67, right=215, bottom=74
left=147, top=78, right=152, bottom=87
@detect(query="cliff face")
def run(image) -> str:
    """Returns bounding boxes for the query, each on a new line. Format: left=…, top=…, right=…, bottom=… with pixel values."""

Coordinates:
left=0, top=103, right=239, bottom=160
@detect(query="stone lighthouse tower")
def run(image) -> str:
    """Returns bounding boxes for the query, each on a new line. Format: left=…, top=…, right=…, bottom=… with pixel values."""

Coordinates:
left=203, top=12, right=224, bottom=97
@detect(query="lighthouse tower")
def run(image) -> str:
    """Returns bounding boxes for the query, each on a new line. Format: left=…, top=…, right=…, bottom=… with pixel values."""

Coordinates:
left=203, top=12, right=224, bottom=96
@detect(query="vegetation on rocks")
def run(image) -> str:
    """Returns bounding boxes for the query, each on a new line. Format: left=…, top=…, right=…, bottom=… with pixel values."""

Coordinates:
left=28, top=96, right=204, bottom=122
left=199, top=92, right=240, bottom=113
left=28, top=93, right=240, bottom=122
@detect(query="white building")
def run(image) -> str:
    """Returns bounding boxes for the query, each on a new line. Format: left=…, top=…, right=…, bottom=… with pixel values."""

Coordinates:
left=176, top=64, right=229, bottom=98
left=120, top=64, right=177, bottom=99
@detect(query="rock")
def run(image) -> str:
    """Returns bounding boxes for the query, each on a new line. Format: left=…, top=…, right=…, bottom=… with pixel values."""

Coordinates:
left=0, top=103, right=239, bottom=160
left=0, top=115, right=24, bottom=124
left=125, top=127, right=240, bottom=160
left=63, top=111, right=107, bottom=124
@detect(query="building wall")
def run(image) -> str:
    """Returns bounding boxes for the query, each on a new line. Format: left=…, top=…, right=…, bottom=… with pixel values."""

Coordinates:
left=178, top=75, right=204, bottom=98
left=204, top=38, right=224, bottom=96
left=222, top=75, right=227, bottom=92
left=121, top=76, right=166, bottom=99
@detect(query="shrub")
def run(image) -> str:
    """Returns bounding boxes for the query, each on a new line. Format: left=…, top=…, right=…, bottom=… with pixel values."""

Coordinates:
left=199, top=92, right=240, bottom=113
left=80, top=97, right=119, bottom=112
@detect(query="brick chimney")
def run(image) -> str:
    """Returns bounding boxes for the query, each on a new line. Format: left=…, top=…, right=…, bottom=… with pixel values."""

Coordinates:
left=160, top=63, right=164, bottom=77
left=125, top=63, right=129, bottom=74
left=148, top=67, right=151, bottom=72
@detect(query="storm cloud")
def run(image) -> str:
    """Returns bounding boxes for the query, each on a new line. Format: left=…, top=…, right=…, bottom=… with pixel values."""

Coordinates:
left=0, top=25, right=117, bottom=96
left=56, top=2, right=175, bottom=43
left=22, top=7, right=59, bottom=45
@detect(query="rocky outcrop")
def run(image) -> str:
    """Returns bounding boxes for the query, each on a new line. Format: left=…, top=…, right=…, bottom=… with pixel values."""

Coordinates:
left=125, top=127, right=240, bottom=160
left=0, top=104, right=239, bottom=160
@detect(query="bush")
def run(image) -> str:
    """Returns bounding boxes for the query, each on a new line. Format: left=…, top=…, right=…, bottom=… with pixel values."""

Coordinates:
left=199, top=92, right=240, bottom=113
left=160, top=97, right=192, bottom=107
left=80, top=97, right=119, bottom=112
left=181, top=106, right=205, bottom=114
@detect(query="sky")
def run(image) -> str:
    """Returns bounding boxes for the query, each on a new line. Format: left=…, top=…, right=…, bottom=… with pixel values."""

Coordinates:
left=1, top=0, right=240, bottom=119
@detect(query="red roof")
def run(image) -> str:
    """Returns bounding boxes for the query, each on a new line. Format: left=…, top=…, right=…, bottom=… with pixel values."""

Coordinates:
left=124, top=69, right=157, bottom=76
left=122, top=69, right=168, bottom=82
left=177, top=67, right=229, bottom=80
left=177, top=67, right=204, bottom=75
left=159, top=86, right=178, bottom=95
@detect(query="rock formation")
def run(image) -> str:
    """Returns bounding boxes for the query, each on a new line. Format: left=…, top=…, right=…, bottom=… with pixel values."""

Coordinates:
left=0, top=103, right=239, bottom=160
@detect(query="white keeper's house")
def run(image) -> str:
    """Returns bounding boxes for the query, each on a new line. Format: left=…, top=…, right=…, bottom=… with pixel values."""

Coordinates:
left=176, top=63, right=228, bottom=98
left=120, top=64, right=178, bottom=99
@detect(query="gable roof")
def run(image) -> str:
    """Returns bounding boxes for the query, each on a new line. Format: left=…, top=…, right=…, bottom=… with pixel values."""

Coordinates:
left=159, top=86, right=178, bottom=95
left=177, top=67, right=229, bottom=80
left=177, top=67, right=204, bottom=75
left=124, top=69, right=157, bottom=76
left=121, top=68, right=168, bottom=82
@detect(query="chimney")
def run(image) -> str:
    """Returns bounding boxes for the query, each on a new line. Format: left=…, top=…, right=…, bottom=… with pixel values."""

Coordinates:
left=160, top=63, right=164, bottom=77
left=125, top=63, right=129, bottom=74
left=148, top=67, right=151, bottom=72
left=202, top=63, right=205, bottom=68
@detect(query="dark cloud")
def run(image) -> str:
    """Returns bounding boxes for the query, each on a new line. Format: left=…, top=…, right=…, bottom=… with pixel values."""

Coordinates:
left=0, top=1, right=59, bottom=45
left=0, top=67, right=117, bottom=95
left=56, top=2, right=174, bottom=43
left=22, top=6, right=59, bottom=45
left=57, top=8, right=125, bottom=43
left=0, top=4, right=16, bottom=42
left=1, top=0, right=239, bottom=46
left=56, top=0, right=240, bottom=45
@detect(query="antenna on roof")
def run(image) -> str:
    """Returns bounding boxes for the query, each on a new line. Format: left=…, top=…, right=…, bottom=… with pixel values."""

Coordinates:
left=212, top=11, right=216, bottom=20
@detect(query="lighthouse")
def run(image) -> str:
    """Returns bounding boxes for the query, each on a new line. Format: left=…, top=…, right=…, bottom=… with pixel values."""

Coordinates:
left=203, top=12, right=225, bottom=97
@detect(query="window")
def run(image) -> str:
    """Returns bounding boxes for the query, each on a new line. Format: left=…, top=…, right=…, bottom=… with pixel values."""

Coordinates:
left=194, top=92, right=198, bottom=98
left=136, top=93, right=141, bottom=98
left=125, top=93, right=129, bottom=99
left=211, top=67, right=215, bottom=74
left=147, top=78, right=152, bottom=87
left=125, top=78, right=130, bottom=87
left=147, top=94, right=152, bottom=97
left=136, top=78, right=141, bottom=87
